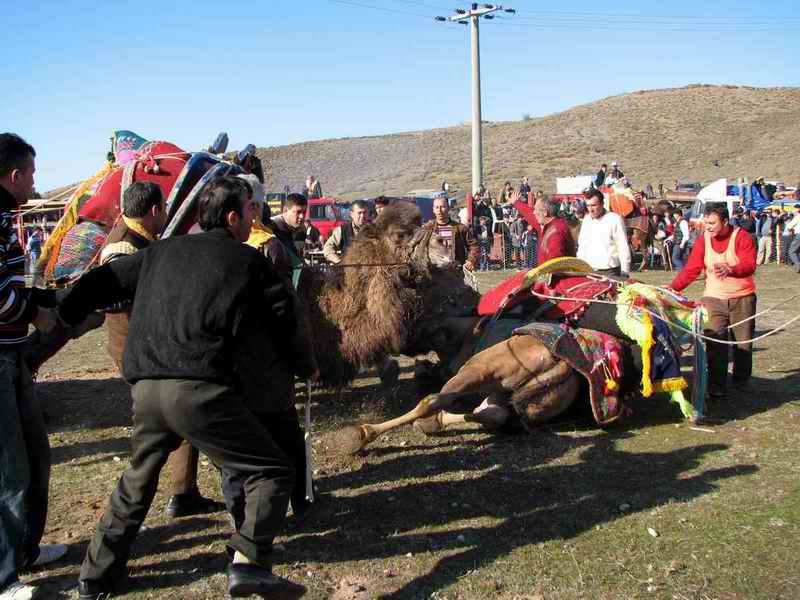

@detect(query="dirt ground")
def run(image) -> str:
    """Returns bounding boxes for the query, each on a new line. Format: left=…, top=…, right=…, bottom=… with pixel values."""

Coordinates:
left=23, top=264, right=800, bottom=599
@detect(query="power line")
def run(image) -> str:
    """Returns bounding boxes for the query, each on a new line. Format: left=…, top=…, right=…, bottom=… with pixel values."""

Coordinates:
left=326, top=0, right=431, bottom=18
left=387, top=0, right=452, bottom=10
left=503, top=14, right=800, bottom=27
left=491, top=17, right=800, bottom=32
left=512, top=8, right=800, bottom=20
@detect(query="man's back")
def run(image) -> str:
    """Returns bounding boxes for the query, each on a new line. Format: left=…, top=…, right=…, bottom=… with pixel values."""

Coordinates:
left=62, top=228, right=292, bottom=384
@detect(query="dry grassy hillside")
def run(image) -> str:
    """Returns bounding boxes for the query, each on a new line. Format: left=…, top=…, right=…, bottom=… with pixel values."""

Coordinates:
left=257, top=85, right=800, bottom=199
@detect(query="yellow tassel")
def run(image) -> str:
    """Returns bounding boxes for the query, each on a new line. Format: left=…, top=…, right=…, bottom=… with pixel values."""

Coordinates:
left=639, top=308, right=655, bottom=398
left=605, top=378, right=618, bottom=391
left=652, top=377, right=689, bottom=393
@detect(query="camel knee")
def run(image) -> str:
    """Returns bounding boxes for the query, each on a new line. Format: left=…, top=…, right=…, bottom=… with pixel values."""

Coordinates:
left=470, top=399, right=511, bottom=431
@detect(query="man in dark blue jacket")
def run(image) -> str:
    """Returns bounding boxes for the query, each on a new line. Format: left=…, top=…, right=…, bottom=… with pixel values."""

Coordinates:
left=59, top=177, right=307, bottom=600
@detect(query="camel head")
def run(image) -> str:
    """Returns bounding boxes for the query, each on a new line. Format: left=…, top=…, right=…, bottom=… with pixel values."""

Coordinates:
left=355, top=201, right=452, bottom=269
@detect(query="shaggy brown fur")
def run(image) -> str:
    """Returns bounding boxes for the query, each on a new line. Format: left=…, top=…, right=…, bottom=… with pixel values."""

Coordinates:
left=300, top=202, right=468, bottom=386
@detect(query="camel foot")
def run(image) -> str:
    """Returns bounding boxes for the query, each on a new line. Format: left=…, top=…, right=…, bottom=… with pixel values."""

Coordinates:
left=329, top=424, right=371, bottom=455
left=413, top=412, right=445, bottom=435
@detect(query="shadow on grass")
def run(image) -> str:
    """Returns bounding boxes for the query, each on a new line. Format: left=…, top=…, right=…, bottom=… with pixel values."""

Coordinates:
left=31, top=517, right=228, bottom=598
left=286, top=432, right=756, bottom=599
left=38, top=377, right=132, bottom=433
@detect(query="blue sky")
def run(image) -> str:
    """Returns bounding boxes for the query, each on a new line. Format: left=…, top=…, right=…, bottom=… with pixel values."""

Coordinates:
left=3, top=0, right=798, bottom=191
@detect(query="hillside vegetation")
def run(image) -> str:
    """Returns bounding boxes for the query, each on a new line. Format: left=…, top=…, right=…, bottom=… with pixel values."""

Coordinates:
left=257, top=84, right=800, bottom=199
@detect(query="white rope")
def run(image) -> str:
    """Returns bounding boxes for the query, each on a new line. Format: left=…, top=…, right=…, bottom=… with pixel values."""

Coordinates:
left=529, top=286, right=800, bottom=346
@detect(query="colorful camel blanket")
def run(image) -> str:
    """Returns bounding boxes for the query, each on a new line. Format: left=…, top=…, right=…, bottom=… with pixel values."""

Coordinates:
left=512, top=322, right=625, bottom=426
left=477, top=258, right=707, bottom=420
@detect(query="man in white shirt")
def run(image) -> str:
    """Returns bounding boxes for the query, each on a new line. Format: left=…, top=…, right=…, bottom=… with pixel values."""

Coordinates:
left=577, top=188, right=631, bottom=277
left=786, top=204, right=800, bottom=273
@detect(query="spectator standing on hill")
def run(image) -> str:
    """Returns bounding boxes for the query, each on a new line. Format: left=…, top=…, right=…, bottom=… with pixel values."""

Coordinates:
left=323, top=200, right=368, bottom=264
left=0, top=133, right=69, bottom=600
left=424, top=196, right=479, bottom=271
left=595, top=164, right=607, bottom=188
left=671, top=209, right=691, bottom=270
left=576, top=188, right=631, bottom=277
left=669, top=205, right=757, bottom=400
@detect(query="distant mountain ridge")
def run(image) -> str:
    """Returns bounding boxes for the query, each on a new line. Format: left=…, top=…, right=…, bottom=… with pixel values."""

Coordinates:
left=255, top=84, right=800, bottom=199
left=45, top=85, right=800, bottom=201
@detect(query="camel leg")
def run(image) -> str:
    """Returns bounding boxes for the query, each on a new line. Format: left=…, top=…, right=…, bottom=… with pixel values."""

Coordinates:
left=434, top=393, right=512, bottom=432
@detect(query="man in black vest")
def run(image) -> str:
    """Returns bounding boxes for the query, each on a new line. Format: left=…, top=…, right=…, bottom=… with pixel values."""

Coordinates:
left=323, top=199, right=368, bottom=264
left=59, top=177, right=307, bottom=600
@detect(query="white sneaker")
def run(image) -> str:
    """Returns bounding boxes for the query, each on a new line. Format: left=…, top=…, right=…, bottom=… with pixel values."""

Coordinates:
left=0, top=582, right=39, bottom=600
left=31, top=544, right=68, bottom=567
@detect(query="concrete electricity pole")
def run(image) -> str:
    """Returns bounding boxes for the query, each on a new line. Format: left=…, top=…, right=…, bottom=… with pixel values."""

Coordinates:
left=437, top=4, right=514, bottom=195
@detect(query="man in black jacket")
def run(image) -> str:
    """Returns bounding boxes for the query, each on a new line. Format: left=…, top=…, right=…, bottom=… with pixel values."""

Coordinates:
left=59, top=177, right=306, bottom=600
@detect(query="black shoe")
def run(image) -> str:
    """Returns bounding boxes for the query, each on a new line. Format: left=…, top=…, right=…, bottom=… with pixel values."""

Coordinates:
left=164, top=493, right=225, bottom=519
left=78, top=580, right=111, bottom=600
left=227, top=563, right=306, bottom=599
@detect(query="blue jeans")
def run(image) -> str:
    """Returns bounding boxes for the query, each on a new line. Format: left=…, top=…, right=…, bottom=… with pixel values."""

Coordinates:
left=0, top=349, right=50, bottom=590
left=671, top=244, right=687, bottom=270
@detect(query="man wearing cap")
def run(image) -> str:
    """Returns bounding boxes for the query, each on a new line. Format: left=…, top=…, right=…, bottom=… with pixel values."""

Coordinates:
left=669, top=205, right=757, bottom=399
left=785, top=204, right=800, bottom=273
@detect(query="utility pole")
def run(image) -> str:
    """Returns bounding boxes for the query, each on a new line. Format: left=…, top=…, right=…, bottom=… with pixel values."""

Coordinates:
left=437, top=4, right=514, bottom=195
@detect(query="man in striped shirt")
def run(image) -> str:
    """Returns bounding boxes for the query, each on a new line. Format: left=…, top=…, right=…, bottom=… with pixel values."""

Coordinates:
left=0, top=133, right=66, bottom=599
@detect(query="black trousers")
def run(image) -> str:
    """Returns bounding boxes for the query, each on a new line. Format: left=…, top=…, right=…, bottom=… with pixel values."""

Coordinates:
left=79, top=379, right=294, bottom=585
left=221, top=408, right=308, bottom=531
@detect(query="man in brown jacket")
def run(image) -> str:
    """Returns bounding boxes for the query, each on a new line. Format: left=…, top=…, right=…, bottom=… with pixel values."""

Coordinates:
left=423, top=196, right=479, bottom=270
left=100, top=181, right=222, bottom=519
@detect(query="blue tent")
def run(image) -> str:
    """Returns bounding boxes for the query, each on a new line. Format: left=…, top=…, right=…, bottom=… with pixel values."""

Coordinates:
left=747, top=184, right=770, bottom=211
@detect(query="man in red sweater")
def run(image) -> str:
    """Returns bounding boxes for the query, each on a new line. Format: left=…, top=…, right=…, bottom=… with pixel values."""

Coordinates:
left=514, top=196, right=576, bottom=265
left=669, top=205, right=757, bottom=398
